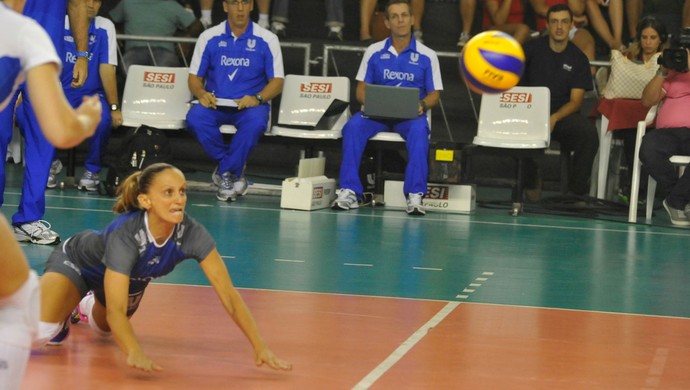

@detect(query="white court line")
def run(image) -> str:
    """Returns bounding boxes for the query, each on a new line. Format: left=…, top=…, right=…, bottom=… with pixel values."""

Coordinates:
left=412, top=266, right=443, bottom=271
left=353, top=301, right=460, bottom=390
left=220, top=255, right=236, bottom=260
left=274, top=258, right=305, bottom=263
left=344, top=263, right=373, bottom=267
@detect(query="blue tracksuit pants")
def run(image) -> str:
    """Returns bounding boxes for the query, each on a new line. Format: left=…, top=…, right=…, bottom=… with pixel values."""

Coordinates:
left=338, top=112, right=430, bottom=197
left=0, top=91, right=55, bottom=225
left=186, top=103, right=270, bottom=176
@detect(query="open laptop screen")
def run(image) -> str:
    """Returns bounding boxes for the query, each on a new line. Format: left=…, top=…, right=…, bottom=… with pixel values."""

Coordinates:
left=363, top=84, right=420, bottom=120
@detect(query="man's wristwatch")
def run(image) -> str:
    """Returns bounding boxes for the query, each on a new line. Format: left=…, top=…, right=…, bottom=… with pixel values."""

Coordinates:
left=420, top=100, right=428, bottom=111
left=254, top=94, right=263, bottom=103
left=110, top=103, right=119, bottom=112
left=76, top=51, right=89, bottom=59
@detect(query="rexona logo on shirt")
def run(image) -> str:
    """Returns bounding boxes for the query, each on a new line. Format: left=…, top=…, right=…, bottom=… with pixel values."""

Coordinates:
left=221, top=55, right=250, bottom=67
left=498, top=92, right=532, bottom=103
left=383, top=69, right=414, bottom=82
left=143, top=71, right=176, bottom=89
left=300, top=82, right=332, bottom=93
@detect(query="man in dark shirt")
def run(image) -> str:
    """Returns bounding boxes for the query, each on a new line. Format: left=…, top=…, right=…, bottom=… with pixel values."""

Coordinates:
left=520, top=3, right=598, bottom=197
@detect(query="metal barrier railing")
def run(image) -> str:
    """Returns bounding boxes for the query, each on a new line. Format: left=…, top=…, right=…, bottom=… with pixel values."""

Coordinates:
left=117, top=34, right=312, bottom=75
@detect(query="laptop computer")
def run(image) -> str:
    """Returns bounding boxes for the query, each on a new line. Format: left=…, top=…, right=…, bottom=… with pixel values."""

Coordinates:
left=363, top=84, right=420, bottom=120
left=277, top=99, right=350, bottom=130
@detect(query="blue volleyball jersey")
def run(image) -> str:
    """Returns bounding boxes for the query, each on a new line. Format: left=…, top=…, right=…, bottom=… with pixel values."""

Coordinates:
left=63, top=211, right=216, bottom=295
left=0, top=4, right=60, bottom=111
left=356, top=37, right=443, bottom=99
left=189, top=21, right=284, bottom=99
left=61, top=15, right=117, bottom=98
left=22, top=0, right=68, bottom=57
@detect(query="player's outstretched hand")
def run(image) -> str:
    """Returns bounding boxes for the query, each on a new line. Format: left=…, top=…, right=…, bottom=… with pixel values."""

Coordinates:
left=255, top=349, right=292, bottom=371
left=127, top=351, right=163, bottom=373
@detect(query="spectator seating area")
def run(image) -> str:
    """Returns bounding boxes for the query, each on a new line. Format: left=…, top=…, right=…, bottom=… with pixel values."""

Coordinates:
left=64, top=0, right=690, bottom=216
left=85, top=30, right=606, bottom=208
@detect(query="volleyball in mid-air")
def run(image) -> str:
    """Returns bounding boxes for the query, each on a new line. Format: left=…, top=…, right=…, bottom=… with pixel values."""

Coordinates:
left=460, top=31, right=525, bottom=94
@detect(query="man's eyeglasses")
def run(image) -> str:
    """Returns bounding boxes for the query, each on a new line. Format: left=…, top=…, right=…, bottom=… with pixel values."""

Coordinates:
left=226, top=0, right=250, bottom=5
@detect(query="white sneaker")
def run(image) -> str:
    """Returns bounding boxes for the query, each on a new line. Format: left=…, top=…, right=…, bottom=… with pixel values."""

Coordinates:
left=216, top=171, right=239, bottom=202
left=211, top=166, right=221, bottom=187
left=331, top=188, right=358, bottom=210
left=212, top=167, right=247, bottom=196
left=406, top=193, right=426, bottom=215
left=457, top=32, right=471, bottom=47
left=258, top=19, right=270, bottom=29
left=77, top=292, right=94, bottom=324
left=14, top=220, right=60, bottom=245
left=233, top=176, right=249, bottom=196
left=47, top=159, right=63, bottom=189
left=663, top=199, right=690, bottom=226
left=78, top=170, right=100, bottom=192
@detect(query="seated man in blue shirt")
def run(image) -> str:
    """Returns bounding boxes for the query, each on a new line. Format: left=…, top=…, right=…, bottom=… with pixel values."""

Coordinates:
left=331, top=0, right=443, bottom=216
left=186, top=0, right=284, bottom=202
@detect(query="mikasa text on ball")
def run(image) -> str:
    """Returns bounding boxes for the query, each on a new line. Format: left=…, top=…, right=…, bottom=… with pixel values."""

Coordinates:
left=460, top=31, right=525, bottom=94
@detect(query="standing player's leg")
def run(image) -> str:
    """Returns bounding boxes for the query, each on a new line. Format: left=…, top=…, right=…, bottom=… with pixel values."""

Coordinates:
left=0, top=215, right=40, bottom=390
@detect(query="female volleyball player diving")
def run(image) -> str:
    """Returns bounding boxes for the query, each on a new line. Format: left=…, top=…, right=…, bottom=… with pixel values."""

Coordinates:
left=34, top=163, right=292, bottom=373
left=0, top=0, right=101, bottom=388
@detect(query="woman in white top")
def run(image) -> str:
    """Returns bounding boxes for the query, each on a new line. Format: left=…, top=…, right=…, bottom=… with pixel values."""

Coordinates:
left=0, top=1, right=100, bottom=388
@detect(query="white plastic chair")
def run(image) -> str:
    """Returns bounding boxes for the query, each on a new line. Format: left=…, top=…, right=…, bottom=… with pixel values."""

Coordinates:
left=269, top=74, right=351, bottom=141
left=471, top=86, right=551, bottom=215
left=121, top=65, right=192, bottom=129
left=628, top=104, right=690, bottom=223
left=595, top=113, right=617, bottom=199
left=473, top=86, right=550, bottom=149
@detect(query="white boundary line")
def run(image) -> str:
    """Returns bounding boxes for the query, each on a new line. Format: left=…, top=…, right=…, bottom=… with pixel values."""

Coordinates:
left=352, top=301, right=460, bottom=390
